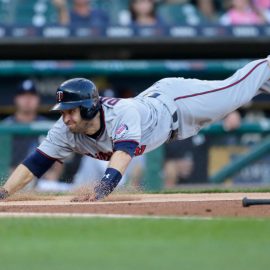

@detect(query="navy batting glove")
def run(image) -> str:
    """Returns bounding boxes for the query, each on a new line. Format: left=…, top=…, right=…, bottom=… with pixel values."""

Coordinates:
left=0, top=187, right=9, bottom=200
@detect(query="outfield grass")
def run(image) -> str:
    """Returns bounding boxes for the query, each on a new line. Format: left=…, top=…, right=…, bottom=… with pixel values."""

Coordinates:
left=0, top=217, right=269, bottom=270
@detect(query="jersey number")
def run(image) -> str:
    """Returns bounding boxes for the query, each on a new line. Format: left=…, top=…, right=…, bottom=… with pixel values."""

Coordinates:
left=100, top=97, right=120, bottom=106
left=135, top=145, right=146, bottom=156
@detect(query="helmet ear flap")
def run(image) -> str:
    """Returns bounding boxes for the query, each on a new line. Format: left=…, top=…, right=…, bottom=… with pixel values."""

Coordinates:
left=80, top=102, right=101, bottom=120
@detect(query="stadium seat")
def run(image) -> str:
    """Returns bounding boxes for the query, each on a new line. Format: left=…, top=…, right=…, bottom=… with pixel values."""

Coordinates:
left=0, top=0, right=130, bottom=26
left=13, top=0, right=58, bottom=26
left=158, top=3, right=202, bottom=25
left=0, top=0, right=12, bottom=24
left=92, top=0, right=129, bottom=24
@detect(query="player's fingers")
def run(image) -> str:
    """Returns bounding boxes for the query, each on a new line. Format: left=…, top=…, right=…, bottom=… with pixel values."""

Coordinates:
left=70, top=196, right=86, bottom=202
left=70, top=197, right=80, bottom=202
left=70, top=195, right=96, bottom=202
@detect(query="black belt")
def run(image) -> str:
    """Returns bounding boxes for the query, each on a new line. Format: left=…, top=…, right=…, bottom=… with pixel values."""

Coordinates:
left=148, top=92, right=178, bottom=142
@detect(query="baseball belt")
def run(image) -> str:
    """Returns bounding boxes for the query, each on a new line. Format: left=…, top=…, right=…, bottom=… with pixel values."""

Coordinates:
left=145, top=92, right=179, bottom=142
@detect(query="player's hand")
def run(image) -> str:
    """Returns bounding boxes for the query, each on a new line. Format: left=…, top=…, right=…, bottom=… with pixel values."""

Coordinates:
left=0, top=187, right=9, bottom=200
left=71, top=193, right=98, bottom=203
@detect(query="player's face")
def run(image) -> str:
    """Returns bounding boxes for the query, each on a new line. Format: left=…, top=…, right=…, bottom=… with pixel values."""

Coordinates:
left=61, top=107, right=100, bottom=134
left=62, top=107, right=85, bottom=132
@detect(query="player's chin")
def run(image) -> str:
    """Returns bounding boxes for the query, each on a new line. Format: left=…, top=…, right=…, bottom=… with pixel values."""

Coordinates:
left=68, top=125, right=78, bottom=133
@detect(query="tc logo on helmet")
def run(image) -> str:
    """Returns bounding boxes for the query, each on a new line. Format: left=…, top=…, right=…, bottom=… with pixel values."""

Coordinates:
left=56, top=91, right=64, bottom=102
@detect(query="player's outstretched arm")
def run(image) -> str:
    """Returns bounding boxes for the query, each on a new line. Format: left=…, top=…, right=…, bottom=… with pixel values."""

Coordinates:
left=71, top=150, right=132, bottom=202
left=95, top=150, right=132, bottom=199
left=0, top=148, right=58, bottom=200
left=107, top=150, right=133, bottom=175
left=0, top=164, right=35, bottom=200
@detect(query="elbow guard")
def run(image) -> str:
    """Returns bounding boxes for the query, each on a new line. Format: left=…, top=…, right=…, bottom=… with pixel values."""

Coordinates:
left=22, top=149, right=58, bottom=178
left=113, top=140, right=139, bottom=157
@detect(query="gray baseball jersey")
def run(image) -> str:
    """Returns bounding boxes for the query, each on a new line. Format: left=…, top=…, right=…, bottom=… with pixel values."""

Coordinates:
left=38, top=96, right=172, bottom=162
left=38, top=58, right=270, bottom=162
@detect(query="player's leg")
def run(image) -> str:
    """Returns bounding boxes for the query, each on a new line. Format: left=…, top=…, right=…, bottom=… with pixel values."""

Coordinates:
left=172, top=57, right=270, bottom=139
left=143, top=57, right=270, bottom=103
left=140, top=57, right=270, bottom=140
left=259, top=58, right=270, bottom=93
left=221, top=57, right=270, bottom=98
left=260, top=80, right=270, bottom=93
left=180, top=57, right=270, bottom=113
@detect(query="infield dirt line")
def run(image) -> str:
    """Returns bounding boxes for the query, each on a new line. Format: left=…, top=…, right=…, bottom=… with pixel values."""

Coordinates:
left=1, top=193, right=270, bottom=217
left=2, top=192, right=270, bottom=206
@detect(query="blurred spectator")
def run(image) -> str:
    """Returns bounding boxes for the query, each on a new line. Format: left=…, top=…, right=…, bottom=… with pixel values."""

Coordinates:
left=164, top=134, right=209, bottom=188
left=118, top=0, right=164, bottom=26
left=1, top=79, right=64, bottom=191
left=220, top=0, right=270, bottom=25
left=125, top=156, right=145, bottom=188
left=254, top=0, right=270, bottom=9
left=223, top=110, right=241, bottom=131
left=192, top=0, right=219, bottom=22
left=232, top=110, right=270, bottom=184
left=2, top=80, right=45, bottom=169
left=163, top=111, right=241, bottom=188
left=53, top=0, right=109, bottom=25
left=129, top=0, right=163, bottom=26
left=158, top=0, right=202, bottom=25
left=210, top=110, right=242, bottom=146
left=241, top=110, right=268, bottom=145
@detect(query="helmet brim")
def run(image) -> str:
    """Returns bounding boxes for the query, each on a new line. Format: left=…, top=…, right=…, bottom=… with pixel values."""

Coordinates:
left=51, top=100, right=93, bottom=111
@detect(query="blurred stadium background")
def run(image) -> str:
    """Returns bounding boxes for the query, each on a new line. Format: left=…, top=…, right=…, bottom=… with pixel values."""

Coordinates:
left=1, top=0, right=270, bottom=192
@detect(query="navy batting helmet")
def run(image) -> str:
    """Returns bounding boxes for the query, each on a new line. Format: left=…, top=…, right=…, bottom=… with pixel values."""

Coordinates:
left=51, top=78, right=101, bottom=120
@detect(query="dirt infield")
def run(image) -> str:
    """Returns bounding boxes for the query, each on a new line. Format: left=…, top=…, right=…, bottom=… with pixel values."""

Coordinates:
left=1, top=193, right=270, bottom=217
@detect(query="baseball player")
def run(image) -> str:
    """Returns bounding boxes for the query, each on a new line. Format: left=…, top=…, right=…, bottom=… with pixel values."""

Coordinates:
left=1, top=57, right=270, bottom=202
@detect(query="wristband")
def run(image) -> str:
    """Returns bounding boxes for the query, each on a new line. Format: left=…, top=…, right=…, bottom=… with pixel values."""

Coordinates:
left=0, top=187, right=9, bottom=200
left=94, top=168, right=122, bottom=200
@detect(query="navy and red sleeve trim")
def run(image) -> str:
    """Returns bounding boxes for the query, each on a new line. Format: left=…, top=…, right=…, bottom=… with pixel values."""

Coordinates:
left=22, top=149, right=61, bottom=178
left=36, top=149, right=63, bottom=164
left=113, top=140, right=139, bottom=158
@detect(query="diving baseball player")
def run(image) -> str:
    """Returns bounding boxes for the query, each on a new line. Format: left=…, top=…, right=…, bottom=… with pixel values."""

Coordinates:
left=1, top=57, right=270, bottom=201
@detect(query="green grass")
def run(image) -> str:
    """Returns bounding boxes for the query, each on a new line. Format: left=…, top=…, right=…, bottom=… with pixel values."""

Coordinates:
left=0, top=217, right=270, bottom=270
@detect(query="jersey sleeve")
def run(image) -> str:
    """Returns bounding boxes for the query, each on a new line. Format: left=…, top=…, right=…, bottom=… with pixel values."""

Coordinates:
left=111, top=105, right=141, bottom=153
left=37, top=118, right=73, bottom=162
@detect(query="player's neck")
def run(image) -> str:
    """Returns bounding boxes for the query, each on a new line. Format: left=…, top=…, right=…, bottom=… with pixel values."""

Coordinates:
left=85, top=124, right=100, bottom=136
left=85, top=113, right=100, bottom=135
left=86, top=110, right=105, bottom=139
